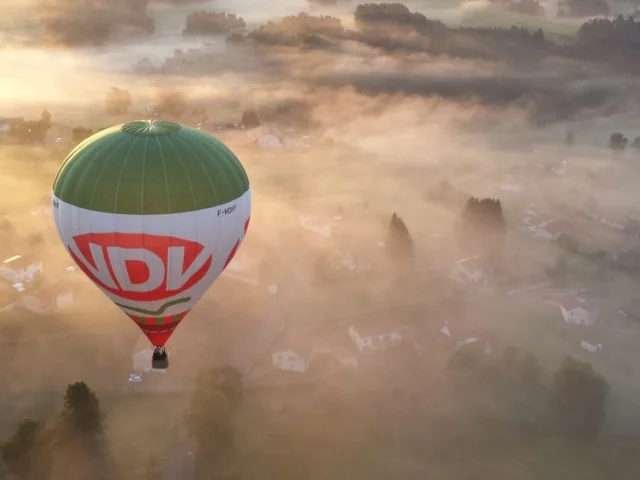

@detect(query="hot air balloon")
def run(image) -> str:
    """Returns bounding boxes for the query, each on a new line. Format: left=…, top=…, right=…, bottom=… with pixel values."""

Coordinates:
left=52, top=120, right=251, bottom=369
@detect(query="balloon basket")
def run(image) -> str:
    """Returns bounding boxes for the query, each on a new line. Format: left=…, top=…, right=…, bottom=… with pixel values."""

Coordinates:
left=152, top=347, right=169, bottom=370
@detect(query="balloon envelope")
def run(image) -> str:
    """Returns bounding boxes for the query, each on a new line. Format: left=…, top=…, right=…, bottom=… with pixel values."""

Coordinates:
left=52, top=120, right=251, bottom=347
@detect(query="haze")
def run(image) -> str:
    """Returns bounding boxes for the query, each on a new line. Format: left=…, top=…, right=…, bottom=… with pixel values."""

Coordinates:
left=2, top=0, right=640, bottom=478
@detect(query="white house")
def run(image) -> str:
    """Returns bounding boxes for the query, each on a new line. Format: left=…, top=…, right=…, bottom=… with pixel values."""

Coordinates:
left=331, top=250, right=371, bottom=274
left=0, top=255, right=43, bottom=283
left=348, top=325, right=404, bottom=353
left=221, top=250, right=260, bottom=286
left=299, top=214, right=332, bottom=238
left=580, top=340, right=603, bottom=353
left=21, top=281, right=74, bottom=314
left=528, top=219, right=563, bottom=240
left=559, top=297, right=597, bottom=326
left=283, top=136, right=311, bottom=149
left=499, top=183, right=524, bottom=192
left=449, top=256, right=490, bottom=286
left=597, top=215, right=627, bottom=232
left=440, top=323, right=452, bottom=338
left=257, top=133, right=282, bottom=148
left=272, top=348, right=314, bottom=373
left=0, top=118, right=22, bottom=133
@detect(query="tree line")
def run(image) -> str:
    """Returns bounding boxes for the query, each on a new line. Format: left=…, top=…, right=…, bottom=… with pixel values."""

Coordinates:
left=2, top=84, right=264, bottom=146
left=239, top=2, right=640, bottom=71
left=1, top=365, right=246, bottom=479
left=449, top=345, right=610, bottom=438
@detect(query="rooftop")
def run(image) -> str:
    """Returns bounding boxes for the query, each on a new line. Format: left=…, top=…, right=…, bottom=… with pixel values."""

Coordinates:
left=559, top=296, right=592, bottom=311
left=2, top=254, right=40, bottom=270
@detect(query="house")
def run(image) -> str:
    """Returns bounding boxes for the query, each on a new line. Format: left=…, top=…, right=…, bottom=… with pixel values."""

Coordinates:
left=272, top=348, right=314, bottom=373
left=299, top=214, right=332, bottom=238
left=522, top=203, right=539, bottom=225
left=312, top=327, right=359, bottom=368
left=21, top=281, right=74, bottom=314
left=558, top=297, right=598, bottom=325
left=246, top=124, right=285, bottom=148
left=271, top=330, right=316, bottom=373
left=331, top=249, right=372, bottom=274
left=507, top=281, right=553, bottom=297
left=29, top=196, right=53, bottom=217
left=348, top=323, right=405, bottom=353
left=0, top=255, right=43, bottom=283
left=0, top=278, right=22, bottom=313
left=449, top=256, right=491, bottom=286
left=580, top=340, right=603, bottom=353
left=553, top=160, right=567, bottom=175
left=283, top=136, right=311, bottom=149
left=221, top=250, right=260, bottom=286
left=0, top=117, right=23, bottom=132
left=440, top=322, right=452, bottom=338
left=257, top=133, right=282, bottom=148
left=528, top=219, right=563, bottom=240
left=597, top=215, right=627, bottom=232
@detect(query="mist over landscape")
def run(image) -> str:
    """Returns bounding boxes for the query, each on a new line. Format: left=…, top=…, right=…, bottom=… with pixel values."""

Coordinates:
left=3, top=0, right=640, bottom=478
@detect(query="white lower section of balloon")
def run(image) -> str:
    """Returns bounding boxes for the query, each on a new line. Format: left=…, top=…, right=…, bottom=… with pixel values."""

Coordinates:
left=51, top=190, right=251, bottom=318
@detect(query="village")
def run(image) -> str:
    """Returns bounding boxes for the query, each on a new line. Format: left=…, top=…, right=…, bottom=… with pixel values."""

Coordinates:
left=2, top=97, right=640, bottom=430
left=2, top=166, right=638, bottom=404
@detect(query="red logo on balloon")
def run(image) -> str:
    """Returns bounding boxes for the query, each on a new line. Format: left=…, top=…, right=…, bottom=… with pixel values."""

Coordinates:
left=68, top=233, right=212, bottom=302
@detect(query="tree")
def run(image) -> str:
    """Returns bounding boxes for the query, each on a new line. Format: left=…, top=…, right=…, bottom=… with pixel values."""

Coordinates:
left=1, top=419, right=53, bottom=479
left=248, top=12, right=344, bottom=46
left=565, top=129, right=574, bottom=147
left=226, top=32, right=246, bottom=44
left=517, top=352, right=541, bottom=384
left=156, top=90, right=187, bottom=119
left=190, top=107, right=209, bottom=125
left=498, top=345, right=519, bottom=375
left=105, top=87, right=132, bottom=115
left=9, top=120, right=48, bottom=143
left=59, top=382, right=104, bottom=439
left=71, top=127, right=94, bottom=145
left=40, top=109, right=52, bottom=129
left=354, top=3, right=442, bottom=32
left=143, top=455, right=162, bottom=480
left=551, top=357, right=609, bottom=438
left=183, top=11, right=246, bottom=35
left=609, top=132, right=628, bottom=151
left=458, top=196, right=506, bottom=257
left=241, top=109, right=260, bottom=128
left=448, top=347, right=480, bottom=370
left=186, top=367, right=242, bottom=475
left=195, top=365, right=243, bottom=410
left=631, top=136, right=640, bottom=151
left=51, top=383, right=111, bottom=480
left=386, top=212, right=414, bottom=263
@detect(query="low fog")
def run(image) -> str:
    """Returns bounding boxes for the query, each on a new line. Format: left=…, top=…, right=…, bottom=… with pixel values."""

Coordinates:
left=2, top=0, right=640, bottom=478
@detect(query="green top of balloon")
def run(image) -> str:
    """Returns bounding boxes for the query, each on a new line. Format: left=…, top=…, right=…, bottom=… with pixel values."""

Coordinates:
left=53, top=120, right=250, bottom=215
